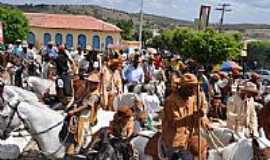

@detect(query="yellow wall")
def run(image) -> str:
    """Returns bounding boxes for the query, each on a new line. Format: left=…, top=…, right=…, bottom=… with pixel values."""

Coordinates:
left=29, top=26, right=121, bottom=49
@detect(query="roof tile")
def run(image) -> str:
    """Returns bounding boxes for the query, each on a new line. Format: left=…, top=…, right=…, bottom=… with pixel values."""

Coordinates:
left=25, top=13, right=121, bottom=32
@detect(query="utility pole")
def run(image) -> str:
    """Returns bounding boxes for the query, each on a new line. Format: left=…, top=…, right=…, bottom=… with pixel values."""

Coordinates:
left=139, top=0, right=144, bottom=50
left=216, top=3, right=232, bottom=32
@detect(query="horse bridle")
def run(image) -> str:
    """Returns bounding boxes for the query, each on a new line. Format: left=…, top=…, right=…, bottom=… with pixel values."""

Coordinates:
left=2, top=99, right=63, bottom=138
left=2, top=100, right=21, bottom=138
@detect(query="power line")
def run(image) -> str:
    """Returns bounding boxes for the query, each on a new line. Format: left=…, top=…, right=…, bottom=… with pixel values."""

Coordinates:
left=216, top=3, right=232, bottom=32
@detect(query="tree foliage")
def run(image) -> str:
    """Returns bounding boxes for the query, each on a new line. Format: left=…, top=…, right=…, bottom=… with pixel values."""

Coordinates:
left=0, top=6, right=29, bottom=43
left=247, top=40, right=270, bottom=68
left=107, top=18, right=135, bottom=41
left=149, top=27, right=243, bottom=65
left=116, top=19, right=135, bottom=40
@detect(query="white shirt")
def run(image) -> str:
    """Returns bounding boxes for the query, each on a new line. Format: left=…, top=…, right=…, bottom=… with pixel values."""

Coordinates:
left=227, top=94, right=258, bottom=137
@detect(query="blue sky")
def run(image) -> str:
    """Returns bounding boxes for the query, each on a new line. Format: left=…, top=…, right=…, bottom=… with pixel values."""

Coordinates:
left=1, top=0, right=270, bottom=24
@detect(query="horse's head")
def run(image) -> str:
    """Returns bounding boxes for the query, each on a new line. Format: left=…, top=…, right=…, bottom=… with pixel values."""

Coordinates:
left=0, top=98, right=22, bottom=140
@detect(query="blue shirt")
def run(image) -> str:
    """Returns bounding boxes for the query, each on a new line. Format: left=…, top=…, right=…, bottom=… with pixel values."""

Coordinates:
left=123, top=64, right=145, bottom=84
left=12, top=46, right=23, bottom=57
left=43, top=47, right=58, bottom=59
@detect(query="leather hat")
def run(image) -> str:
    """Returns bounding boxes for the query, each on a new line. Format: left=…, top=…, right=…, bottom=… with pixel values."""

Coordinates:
left=181, top=73, right=200, bottom=86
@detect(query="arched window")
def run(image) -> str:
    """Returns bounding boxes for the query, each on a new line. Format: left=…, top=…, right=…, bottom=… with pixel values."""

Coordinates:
left=105, top=36, right=113, bottom=48
left=55, top=33, right=63, bottom=46
left=27, top=32, right=36, bottom=45
left=66, top=34, right=73, bottom=49
left=92, top=35, right=100, bottom=49
left=78, top=34, right=87, bottom=49
left=43, top=33, right=51, bottom=46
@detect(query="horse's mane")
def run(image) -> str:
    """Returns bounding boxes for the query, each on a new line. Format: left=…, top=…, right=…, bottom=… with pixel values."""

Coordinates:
left=20, top=100, right=63, bottom=120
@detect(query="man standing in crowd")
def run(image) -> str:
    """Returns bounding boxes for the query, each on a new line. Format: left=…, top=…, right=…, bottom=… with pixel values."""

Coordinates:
left=42, top=41, right=58, bottom=78
left=12, top=39, right=23, bottom=57
left=227, top=82, right=259, bottom=137
left=123, top=54, right=144, bottom=92
left=54, top=44, right=75, bottom=106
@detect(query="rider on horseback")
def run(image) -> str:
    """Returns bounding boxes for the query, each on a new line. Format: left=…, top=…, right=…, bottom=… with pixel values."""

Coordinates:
left=88, top=106, right=137, bottom=160
left=65, top=72, right=101, bottom=156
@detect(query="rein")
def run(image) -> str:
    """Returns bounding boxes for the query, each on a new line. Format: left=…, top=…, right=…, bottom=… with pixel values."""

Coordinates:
left=2, top=101, right=19, bottom=137
left=12, top=121, right=63, bottom=137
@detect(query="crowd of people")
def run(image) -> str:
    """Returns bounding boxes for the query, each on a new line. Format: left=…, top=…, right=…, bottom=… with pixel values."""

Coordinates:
left=1, top=39, right=270, bottom=160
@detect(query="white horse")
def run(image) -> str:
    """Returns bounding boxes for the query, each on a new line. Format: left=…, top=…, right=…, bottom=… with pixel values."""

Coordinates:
left=130, top=127, right=260, bottom=160
left=208, top=132, right=270, bottom=160
left=131, top=128, right=270, bottom=160
left=0, top=98, right=115, bottom=159
left=24, top=76, right=56, bottom=97
left=3, top=85, right=40, bottom=105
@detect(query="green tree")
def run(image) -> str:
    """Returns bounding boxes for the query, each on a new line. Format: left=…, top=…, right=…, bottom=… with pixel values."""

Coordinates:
left=115, top=19, right=134, bottom=40
left=0, top=6, right=29, bottom=43
left=247, top=40, right=270, bottom=68
left=149, top=27, right=243, bottom=66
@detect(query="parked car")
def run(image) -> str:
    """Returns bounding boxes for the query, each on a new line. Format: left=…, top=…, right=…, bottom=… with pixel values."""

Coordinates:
left=256, top=69, right=270, bottom=85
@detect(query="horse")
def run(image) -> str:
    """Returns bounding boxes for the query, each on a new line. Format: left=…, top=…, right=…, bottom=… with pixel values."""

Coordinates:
left=23, top=76, right=56, bottom=98
left=208, top=131, right=270, bottom=160
left=129, top=127, right=255, bottom=160
left=130, top=127, right=270, bottom=160
left=0, top=93, right=32, bottom=160
left=3, top=85, right=40, bottom=106
left=0, top=98, right=115, bottom=159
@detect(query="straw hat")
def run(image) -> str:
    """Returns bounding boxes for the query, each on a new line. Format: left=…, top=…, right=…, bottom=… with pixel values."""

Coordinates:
left=85, top=73, right=100, bottom=83
left=240, top=82, right=259, bottom=95
left=180, top=73, right=200, bottom=86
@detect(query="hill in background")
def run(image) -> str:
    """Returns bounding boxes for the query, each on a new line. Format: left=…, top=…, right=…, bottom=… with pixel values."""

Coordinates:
left=2, top=3, right=270, bottom=40
left=15, top=4, right=193, bottom=29
left=10, top=3, right=270, bottom=30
